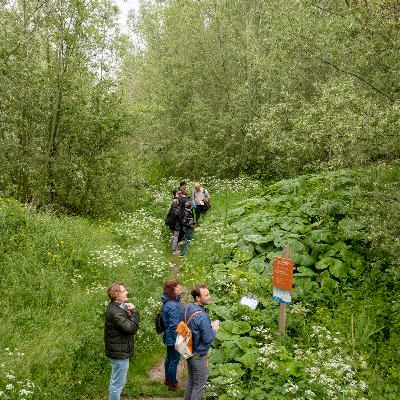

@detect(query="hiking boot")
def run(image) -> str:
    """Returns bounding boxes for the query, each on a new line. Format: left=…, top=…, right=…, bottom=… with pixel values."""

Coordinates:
left=164, top=379, right=170, bottom=386
left=168, top=384, right=180, bottom=391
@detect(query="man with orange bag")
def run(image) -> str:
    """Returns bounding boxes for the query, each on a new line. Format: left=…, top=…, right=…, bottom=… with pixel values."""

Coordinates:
left=183, top=284, right=220, bottom=400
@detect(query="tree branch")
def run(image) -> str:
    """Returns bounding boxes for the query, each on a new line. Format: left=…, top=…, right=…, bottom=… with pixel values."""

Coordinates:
left=304, top=46, right=396, bottom=103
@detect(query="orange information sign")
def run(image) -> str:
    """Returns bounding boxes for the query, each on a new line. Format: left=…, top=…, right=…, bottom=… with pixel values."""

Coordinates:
left=273, top=256, right=294, bottom=291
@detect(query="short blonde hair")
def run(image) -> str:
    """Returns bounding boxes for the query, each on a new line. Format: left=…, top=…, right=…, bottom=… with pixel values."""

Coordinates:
left=107, top=282, right=125, bottom=301
left=194, top=182, right=201, bottom=189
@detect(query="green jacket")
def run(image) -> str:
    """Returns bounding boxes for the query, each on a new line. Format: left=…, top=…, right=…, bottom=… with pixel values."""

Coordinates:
left=104, top=301, right=140, bottom=359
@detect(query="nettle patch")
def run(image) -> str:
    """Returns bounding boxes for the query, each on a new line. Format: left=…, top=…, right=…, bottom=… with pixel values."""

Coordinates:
left=205, top=171, right=373, bottom=399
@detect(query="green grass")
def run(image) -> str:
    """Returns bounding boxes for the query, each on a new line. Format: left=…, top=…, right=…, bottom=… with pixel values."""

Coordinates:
left=0, top=198, right=171, bottom=399
left=3, top=166, right=398, bottom=399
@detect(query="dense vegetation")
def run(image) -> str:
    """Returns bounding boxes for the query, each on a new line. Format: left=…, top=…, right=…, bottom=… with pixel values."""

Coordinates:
left=2, top=1, right=400, bottom=214
left=124, top=0, right=400, bottom=177
left=180, top=163, right=400, bottom=399
left=0, top=193, right=172, bottom=398
left=1, top=1, right=400, bottom=399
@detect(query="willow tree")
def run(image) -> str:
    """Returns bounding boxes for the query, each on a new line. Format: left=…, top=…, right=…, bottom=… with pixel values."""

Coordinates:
left=0, top=0, right=128, bottom=215
left=121, top=0, right=400, bottom=179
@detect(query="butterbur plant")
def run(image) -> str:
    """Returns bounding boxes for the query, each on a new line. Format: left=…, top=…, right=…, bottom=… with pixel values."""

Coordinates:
left=0, top=350, right=35, bottom=400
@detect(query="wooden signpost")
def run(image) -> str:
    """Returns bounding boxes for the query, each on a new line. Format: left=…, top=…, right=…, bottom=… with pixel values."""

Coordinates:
left=272, top=246, right=294, bottom=335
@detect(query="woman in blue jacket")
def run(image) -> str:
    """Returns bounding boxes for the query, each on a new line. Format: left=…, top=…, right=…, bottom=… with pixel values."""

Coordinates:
left=161, top=279, right=184, bottom=391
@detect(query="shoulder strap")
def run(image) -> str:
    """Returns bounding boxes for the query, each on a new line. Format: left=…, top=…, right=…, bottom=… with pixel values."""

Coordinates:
left=187, top=310, right=203, bottom=325
left=184, top=303, right=203, bottom=324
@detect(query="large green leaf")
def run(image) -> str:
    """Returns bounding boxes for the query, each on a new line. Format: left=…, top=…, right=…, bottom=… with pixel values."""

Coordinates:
left=321, top=277, right=339, bottom=293
left=315, top=256, right=336, bottom=270
left=231, top=321, right=251, bottom=334
left=233, top=243, right=254, bottom=262
left=238, top=350, right=259, bottom=370
left=278, top=216, right=306, bottom=233
left=209, top=349, right=225, bottom=365
left=221, top=341, right=243, bottom=360
left=328, top=258, right=348, bottom=278
left=220, top=320, right=235, bottom=334
left=218, top=363, right=245, bottom=378
left=212, top=305, right=233, bottom=320
left=227, top=206, right=247, bottom=221
left=296, top=266, right=317, bottom=277
left=299, top=253, right=315, bottom=267
left=243, top=234, right=270, bottom=244
left=234, top=336, right=257, bottom=352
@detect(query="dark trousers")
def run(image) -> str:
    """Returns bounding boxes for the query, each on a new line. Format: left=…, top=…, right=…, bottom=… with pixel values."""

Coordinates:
left=164, top=345, right=181, bottom=386
left=194, top=205, right=206, bottom=221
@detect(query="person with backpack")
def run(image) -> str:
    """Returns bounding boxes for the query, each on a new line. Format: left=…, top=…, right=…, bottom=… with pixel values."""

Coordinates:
left=183, top=284, right=220, bottom=400
left=192, top=183, right=210, bottom=222
left=161, top=279, right=184, bottom=392
left=104, top=282, right=140, bottom=400
left=180, top=201, right=196, bottom=256
left=165, top=198, right=181, bottom=254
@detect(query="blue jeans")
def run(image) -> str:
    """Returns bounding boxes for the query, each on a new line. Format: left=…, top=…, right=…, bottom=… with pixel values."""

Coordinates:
left=109, top=358, right=129, bottom=400
left=180, top=226, right=193, bottom=255
left=164, top=345, right=181, bottom=386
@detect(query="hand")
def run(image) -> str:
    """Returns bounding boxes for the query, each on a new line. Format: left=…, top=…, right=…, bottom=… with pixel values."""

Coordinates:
left=125, top=303, right=135, bottom=311
left=211, top=320, right=220, bottom=331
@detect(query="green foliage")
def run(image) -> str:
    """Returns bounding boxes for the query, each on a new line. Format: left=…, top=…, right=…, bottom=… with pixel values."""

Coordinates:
left=120, top=0, right=400, bottom=179
left=180, top=164, right=400, bottom=399
left=0, top=196, right=171, bottom=399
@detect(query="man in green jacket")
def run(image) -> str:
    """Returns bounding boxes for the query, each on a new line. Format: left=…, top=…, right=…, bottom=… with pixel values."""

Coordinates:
left=104, top=282, right=140, bottom=400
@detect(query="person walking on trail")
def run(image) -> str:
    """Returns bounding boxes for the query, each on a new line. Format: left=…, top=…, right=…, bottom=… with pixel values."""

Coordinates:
left=192, top=183, right=210, bottom=222
left=104, top=282, right=140, bottom=400
left=184, top=284, right=220, bottom=400
left=165, top=198, right=181, bottom=254
left=180, top=201, right=196, bottom=256
left=161, top=279, right=184, bottom=392
left=173, top=180, right=188, bottom=198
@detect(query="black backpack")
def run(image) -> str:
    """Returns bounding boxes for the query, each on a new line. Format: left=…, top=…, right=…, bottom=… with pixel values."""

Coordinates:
left=165, top=207, right=175, bottom=229
left=155, top=308, right=165, bottom=335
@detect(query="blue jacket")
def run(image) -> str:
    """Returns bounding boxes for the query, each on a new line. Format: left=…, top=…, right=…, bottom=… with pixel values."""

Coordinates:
left=185, top=303, right=216, bottom=356
left=161, top=294, right=184, bottom=346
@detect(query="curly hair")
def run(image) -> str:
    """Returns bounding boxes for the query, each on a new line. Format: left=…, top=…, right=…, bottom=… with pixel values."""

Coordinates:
left=163, top=279, right=180, bottom=300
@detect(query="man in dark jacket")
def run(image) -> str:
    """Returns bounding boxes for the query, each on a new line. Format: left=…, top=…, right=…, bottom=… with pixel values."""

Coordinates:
left=104, top=282, right=140, bottom=400
left=184, top=284, right=220, bottom=400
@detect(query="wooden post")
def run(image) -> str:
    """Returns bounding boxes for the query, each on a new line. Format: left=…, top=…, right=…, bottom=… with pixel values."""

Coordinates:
left=278, top=246, right=290, bottom=335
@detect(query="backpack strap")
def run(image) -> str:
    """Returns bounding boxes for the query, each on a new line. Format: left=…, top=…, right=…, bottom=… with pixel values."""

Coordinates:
left=184, top=304, right=203, bottom=324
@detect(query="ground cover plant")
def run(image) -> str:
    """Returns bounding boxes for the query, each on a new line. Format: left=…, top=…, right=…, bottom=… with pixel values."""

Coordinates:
left=0, top=196, right=175, bottom=399
left=179, top=162, right=400, bottom=400
left=0, top=176, right=261, bottom=399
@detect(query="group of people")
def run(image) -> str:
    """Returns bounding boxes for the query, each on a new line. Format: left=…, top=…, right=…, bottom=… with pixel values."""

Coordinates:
left=104, top=280, right=219, bottom=400
left=165, top=181, right=211, bottom=256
